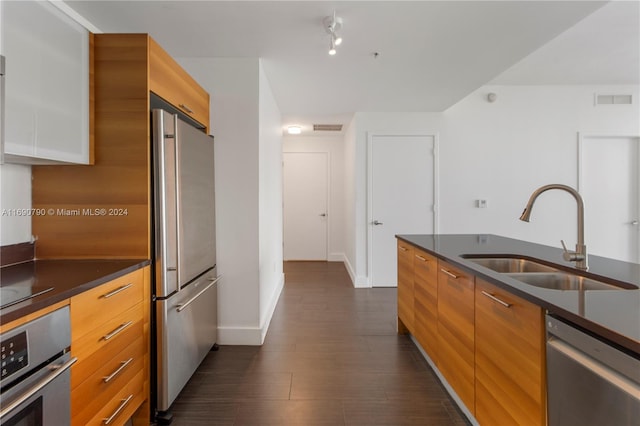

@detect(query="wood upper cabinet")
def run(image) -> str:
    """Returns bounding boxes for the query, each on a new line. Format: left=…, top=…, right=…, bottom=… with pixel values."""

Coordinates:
left=32, top=34, right=210, bottom=260
left=149, top=38, right=209, bottom=128
left=397, top=240, right=415, bottom=333
left=475, top=278, right=546, bottom=426
left=437, top=260, right=475, bottom=415
left=70, top=266, right=150, bottom=426
left=413, top=248, right=438, bottom=363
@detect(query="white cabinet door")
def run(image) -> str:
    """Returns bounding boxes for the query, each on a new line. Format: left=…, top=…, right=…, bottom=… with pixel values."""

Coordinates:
left=1, top=0, right=90, bottom=164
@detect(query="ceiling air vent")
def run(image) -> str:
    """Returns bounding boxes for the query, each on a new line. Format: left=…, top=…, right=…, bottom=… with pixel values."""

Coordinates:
left=313, top=124, right=343, bottom=132
left=595, top=94, right=633, bottom=105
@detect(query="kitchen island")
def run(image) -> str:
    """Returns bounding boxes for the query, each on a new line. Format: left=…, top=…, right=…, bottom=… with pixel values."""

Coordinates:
left=396, top=234, right=639, bottom=426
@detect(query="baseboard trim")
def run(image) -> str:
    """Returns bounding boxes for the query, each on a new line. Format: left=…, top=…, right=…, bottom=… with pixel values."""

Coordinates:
left=217, top=273, right=285, bottom=346
left=260, top=272, right=285, bottom=343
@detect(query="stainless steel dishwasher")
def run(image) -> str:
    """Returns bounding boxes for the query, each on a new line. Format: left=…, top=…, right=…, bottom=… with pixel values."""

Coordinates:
left=546, top=315, right=640, bottom=426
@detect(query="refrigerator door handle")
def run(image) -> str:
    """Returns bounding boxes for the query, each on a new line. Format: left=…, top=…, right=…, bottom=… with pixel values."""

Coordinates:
left=173, top=113, right=183, bottom=290
left=176, top=276, right=221, bottom=312
left=153, top=109, right=179, bottom=297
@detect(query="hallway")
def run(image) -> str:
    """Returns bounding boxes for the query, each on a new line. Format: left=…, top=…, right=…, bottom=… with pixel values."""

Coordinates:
left=170, top=261, right=469, bottom=425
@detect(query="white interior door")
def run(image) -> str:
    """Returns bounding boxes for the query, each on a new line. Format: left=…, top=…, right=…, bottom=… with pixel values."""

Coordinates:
left=580, top=135, right=639, bottom=263
left=369, top=135, right=436, bottom=287
left=283, top=152, right=328, bottom=260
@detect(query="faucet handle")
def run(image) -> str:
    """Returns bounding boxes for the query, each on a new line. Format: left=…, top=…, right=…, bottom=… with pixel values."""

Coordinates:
left=560, top=239, right=576, bottom=262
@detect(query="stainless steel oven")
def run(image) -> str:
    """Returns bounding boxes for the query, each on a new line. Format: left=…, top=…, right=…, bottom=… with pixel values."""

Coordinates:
left=0, top=306, right=76, bottom=425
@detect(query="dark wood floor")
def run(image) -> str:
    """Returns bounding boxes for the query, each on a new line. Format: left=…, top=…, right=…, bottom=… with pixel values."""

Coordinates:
left=169, top=261, right=470, bottom=425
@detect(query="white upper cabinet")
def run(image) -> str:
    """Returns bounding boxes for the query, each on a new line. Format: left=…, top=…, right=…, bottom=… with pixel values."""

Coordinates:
left=1, top=0, right=90, bottom=164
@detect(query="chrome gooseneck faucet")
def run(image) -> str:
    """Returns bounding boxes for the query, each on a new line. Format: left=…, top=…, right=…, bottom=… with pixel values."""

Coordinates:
left=520, top=184, right=588, bottom=270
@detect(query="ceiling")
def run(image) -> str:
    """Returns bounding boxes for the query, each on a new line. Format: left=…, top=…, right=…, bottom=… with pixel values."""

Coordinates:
left=64, top=1, right=639, bottom=135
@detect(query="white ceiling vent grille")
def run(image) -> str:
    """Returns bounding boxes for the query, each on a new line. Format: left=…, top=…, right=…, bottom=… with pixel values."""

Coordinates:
left=595, top=94, right=633, bottom=105
left=313, top=124, right=343, bottom=132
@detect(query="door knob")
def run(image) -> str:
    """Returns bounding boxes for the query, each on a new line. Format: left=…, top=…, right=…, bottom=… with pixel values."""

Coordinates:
left=631, top=220, right=639, bottom=226
left=319, top=213, right=327, bottom=217
left=372, top=220, right=383, bottom=225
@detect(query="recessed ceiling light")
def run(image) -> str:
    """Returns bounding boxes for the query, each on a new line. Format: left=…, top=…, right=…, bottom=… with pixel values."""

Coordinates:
left=287, top=126, right=302, bottom=135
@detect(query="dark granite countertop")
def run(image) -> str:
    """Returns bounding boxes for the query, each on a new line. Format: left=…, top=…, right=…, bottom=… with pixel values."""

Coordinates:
left=396, top=234, right=640, bottom=355
left=0, top=259, right=150, bottom=325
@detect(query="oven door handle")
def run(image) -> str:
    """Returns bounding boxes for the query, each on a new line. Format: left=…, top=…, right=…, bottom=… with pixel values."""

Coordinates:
left=0, top=356, right=77, bottom=420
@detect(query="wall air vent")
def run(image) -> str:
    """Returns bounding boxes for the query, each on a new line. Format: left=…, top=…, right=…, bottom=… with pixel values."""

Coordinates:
left=595, top=94, right=633, bottom=105
left=313, top=124, right=343, bottom=132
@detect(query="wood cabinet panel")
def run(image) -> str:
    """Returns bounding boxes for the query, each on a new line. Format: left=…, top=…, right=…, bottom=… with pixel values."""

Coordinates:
left=71, top=303, right=143, bottom=369
left=149, top=38, right=209, bottom=129
left=413, top=248, right=438, bottom=362
left=475, top=279, right=546, bottom=426
left=78, top=370, right=145, bottom=426
left=72, top=337, right=144, bottom=426
left=397, top=241, right=414, bottom=333
left=70, top=269, right=144, bottom=339
left=437, top=260, right=475, bottom=414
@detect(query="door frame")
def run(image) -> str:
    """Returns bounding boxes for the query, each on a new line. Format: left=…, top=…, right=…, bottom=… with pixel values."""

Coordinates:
left=366, top=132, right=440, bottom=287
left=282, top=151, right=331, bottom=261
left=577, top=132, right=640, bottom=263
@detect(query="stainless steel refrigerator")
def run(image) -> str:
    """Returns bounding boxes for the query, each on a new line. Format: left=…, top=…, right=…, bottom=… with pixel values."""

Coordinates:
left=152, top=109, right=219, bottom=419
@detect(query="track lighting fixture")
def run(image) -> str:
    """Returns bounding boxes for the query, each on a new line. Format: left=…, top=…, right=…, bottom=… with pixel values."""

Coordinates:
left=323, top=11, right=343, bottom=55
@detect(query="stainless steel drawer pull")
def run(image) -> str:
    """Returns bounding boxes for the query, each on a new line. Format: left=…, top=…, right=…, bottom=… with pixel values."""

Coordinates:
left=102, top=321, right=133, bottom=341
left=415, top=255, right=427, bottom=262
left=399, top=246, right=408, bottom=252
left=440, top=269, right=459, bottom=279
left=481, top=291, right=512, bottom=308
left=103, top=358, right=134, bottom=383
left=0, top=357, right=77, bottom=419
left=179, top=103, right=193, bottom=114
left=176, top=276, right=221, bottom=313
left=100, top=283, right=133, bottom=299
left=103, top=394, right=133, bottom=425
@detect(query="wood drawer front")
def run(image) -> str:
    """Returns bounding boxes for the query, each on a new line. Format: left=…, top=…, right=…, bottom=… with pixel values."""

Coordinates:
left=397, top=241, right=415, bottom=332
left=72, top=336, right=144, bottom=425
left=475, top=279, right=546, bottom=426
left=72, top=303, right=143, bottom=375
left=149, top=38, right=209, bottom=129
left=414, top=275, right=438, bottom=362
left=74, top=369, right=145, bottom=426
left=71, top=269, right=144, bottom=340
left=413, top=248, right=437, bottom=282
left=437, top=260, right=475, bottom=414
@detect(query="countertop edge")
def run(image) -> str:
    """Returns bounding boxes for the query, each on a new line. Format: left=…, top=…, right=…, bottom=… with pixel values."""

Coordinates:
left=0, top=259, right=150, bottom=325
left=397, top=235, right=640, bottom=356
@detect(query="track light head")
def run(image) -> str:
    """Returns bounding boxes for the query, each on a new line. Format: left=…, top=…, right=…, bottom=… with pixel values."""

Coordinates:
left=323, top=13, right=343, bottom=55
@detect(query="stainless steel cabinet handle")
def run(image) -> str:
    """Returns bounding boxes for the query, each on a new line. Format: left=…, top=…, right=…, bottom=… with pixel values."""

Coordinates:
left=0, top=357, right=77, bottom=419
left=176, top=276, right=221, bottom=313
left=440, top=269, right=459, bottom=279
left=399, top=246, right=408, bottom=252
left=179, top=103, right=193, bottom=114
left=481, top=290, right=512, bottom=308
left=415, top=255, right=427, bottom=262
left=100, top=283, right=133, bottom=299
left=372, top=220, right=383, bottom=225
left=103, top=394, right=133, bottom=425
left=102, top=321, right=133, bottom=341
left=103, top=358, right=134, bottom=383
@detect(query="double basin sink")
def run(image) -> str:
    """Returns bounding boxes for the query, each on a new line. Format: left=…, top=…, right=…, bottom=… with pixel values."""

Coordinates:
left=463, top=256, right=637, bottom=291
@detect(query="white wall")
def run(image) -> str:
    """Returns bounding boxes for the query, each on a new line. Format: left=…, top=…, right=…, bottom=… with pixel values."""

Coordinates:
left=0, top=164, right=32, bottom=245
left=178, top=57, right=284, bottom=345
left=439, top=85, right=640, bottom=247
left=345, top=85, right=640, bottom=284
left=283, top=134, right=345, bottom=262
left=258, top=60, right=284, bottom=342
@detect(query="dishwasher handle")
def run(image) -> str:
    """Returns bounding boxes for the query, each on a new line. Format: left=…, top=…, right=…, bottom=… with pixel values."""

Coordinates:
left=548, top=337, right=640, bottom=398
left=546, top=315, right=640, bottom=385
